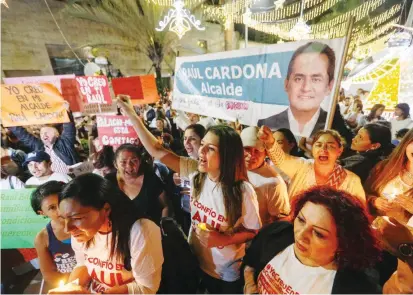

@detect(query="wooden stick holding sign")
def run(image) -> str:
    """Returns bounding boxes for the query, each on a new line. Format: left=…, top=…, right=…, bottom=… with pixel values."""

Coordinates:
left=327, top=17, right=355, bottom=129
left=1, top=83, right=70, bottom=127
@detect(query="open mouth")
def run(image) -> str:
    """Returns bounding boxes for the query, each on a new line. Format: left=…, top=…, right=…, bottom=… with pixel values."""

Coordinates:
left=318, top=155, right=329, bottom=162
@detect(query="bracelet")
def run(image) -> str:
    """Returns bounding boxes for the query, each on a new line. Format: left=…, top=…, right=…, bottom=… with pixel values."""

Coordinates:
left=399, top=243, right=413, bottom=257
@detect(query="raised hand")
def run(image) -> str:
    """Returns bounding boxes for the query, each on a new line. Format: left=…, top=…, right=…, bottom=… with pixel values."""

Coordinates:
left=116, top=95, right=135, bottom=114
left=257, top=126, right=274, bottom=147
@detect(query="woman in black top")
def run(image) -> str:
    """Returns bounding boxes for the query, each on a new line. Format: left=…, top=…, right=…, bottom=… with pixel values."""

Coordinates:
left=105, top=143, right=172, bottom=224
left=340, top=123, right=394, bottom=184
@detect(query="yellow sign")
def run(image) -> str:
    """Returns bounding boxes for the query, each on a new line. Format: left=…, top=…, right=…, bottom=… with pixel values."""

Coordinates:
left=1, top=83, right=70, bottom=127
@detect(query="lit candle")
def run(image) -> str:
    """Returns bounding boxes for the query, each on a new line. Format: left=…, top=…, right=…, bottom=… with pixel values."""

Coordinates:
left=384, top=188, right=399, bottom=202
left=59, top=280, right=65, bottom=288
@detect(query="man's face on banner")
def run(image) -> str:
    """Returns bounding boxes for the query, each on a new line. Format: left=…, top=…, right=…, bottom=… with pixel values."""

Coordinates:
left=285, top=52, right=334, bottom=113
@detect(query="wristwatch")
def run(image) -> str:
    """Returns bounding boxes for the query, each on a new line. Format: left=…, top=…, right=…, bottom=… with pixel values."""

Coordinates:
left=398, top=243, right=413, bottom=257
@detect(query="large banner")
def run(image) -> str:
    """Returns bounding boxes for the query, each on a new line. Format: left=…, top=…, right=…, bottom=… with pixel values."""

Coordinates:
left=1, top=189, right=49, bottom=249
left=1, top=83, right=70, bottom=127
left=96, top=115, right=139, bottom=149
left=173, top=38, right=346, bottom=138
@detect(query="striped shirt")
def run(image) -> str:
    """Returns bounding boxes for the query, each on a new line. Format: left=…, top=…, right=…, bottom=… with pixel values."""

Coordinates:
left=44, top=145, right=69, bottom=174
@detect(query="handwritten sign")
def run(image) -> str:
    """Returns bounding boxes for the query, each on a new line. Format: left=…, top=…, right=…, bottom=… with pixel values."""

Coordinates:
left=112, top=75, right=159, bottom=105
left=1, top=83, right=70, bottom=127
left=96, top=115, right=139, bottom=149
left=75, top=76, right=112, bottom=104
left=3, top=74, right=75, bottom=94
left=1, top=189, right=49, bottom=249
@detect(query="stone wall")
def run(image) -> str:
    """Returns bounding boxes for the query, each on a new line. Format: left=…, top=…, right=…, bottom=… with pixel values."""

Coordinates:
left=1, top=0, right=230, bottom=78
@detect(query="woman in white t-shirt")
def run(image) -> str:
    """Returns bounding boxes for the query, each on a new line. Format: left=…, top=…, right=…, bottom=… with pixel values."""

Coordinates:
left=365, top=128, right=413, bottom=294
left=117, top=95, right=261, bottom=293
left=244, top=186, right=381, bottom=294
left=55, top=174, right=163, bottom=294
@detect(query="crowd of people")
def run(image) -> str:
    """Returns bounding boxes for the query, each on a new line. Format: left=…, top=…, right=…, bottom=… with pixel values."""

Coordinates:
left=1, top=87, right=412, bottom=294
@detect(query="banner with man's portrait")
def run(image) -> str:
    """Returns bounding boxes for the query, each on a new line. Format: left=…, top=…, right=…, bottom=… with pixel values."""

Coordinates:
left=172, top=38, right=346, bottom=138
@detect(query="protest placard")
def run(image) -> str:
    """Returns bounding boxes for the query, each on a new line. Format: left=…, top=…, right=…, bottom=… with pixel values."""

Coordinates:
left=96, top=115, right=139, bottom=149
left=61, top=78, right=84, bottom=112
left=112, top=75, right=159, bottom=105
left=1, top=189, right=49, bottom=249
left=75, top=76, right=112, bottom=104
left=3, top=74, right=75, bottom=94
left=1, top=83, right=70, bottom=127
left=173, top=38, right=347, bottom=138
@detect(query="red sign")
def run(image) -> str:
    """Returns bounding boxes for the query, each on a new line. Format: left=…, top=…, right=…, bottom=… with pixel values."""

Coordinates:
left=112, top=75, right=159, bottom=105
left=96, top=115, right=139, bottom=149
left=75, top=76, right=112, bottom=104
left=60, top=78, right=83, bottom=112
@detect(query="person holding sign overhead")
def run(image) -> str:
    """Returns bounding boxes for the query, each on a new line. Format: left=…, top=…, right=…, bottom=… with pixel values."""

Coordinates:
left=258, top=42, right=336, bottom=138
left=9, top=104, right=79, bottom=174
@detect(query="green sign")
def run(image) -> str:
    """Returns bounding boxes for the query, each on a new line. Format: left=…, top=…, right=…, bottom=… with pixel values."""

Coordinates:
left=1, top=189, right=49, bottom=249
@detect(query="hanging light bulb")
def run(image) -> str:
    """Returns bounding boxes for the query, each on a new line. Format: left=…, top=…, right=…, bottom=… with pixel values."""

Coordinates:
left=290, top=18, right=311, bottom=40
left=156, top=0, right=205, bottom=39
left=274, top=0, right=286, bottom=10
left=289, top=0, right=311, bottom=40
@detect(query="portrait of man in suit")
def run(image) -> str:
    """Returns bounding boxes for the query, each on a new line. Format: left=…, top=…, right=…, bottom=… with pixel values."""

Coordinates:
left=257, top=41, right=336, bottom=138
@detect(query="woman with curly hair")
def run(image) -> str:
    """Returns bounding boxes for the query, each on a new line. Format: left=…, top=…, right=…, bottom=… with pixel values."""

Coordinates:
left=244, top=186, right=382, bottom=294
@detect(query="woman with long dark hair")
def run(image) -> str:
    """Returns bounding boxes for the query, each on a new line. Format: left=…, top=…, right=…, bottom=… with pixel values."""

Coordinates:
left=244, top=187, right=381, bottom=294
left=273, top=128, right=300, bottom=156
left=365, top=128, right=413, bottom=293
left=105, top=143, right=172, bottom=224
left=340, top=123, right=394, bottom=183
left=173, top=124, right=206, bottom=234
left=56, top=174, right=163, bottom=294
left=358, top=103, right=386, bottom=128
left=117, top=95, right=261, bottom=294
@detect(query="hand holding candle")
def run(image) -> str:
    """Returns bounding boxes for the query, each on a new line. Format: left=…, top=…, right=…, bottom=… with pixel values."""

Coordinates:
left=48, top=279, right=89, bottom=294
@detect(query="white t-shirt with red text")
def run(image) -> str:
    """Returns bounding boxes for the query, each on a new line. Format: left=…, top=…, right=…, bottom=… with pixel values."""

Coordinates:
left=71, top=219, right=163, bottom=294
left=180, top=157, right=262, bottom=282
left=258, top=244, right=336, bottom=294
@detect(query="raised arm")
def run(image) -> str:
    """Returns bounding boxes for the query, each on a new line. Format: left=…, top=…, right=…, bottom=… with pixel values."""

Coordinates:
left=258, top=126, right=301, bottom=179
left=8, top=126, right=43, bottom=151
left=60, top=111, right=77, bottom=147
left=117, top=95, right=181, bottom=173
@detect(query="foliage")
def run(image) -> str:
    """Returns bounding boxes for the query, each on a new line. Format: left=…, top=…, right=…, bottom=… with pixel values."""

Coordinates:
left=64, top=0, right=178, bottom=94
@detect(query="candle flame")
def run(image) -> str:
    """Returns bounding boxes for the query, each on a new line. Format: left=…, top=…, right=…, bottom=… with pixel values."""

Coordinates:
left=59, top=280, right=65, bottom=288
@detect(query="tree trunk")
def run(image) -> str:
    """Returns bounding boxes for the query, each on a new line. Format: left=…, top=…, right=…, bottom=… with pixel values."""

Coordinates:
left=154, top=64, right=165, bottom=97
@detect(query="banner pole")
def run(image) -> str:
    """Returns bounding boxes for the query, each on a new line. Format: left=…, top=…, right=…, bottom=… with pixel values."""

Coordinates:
left=327, top=16, right=354, bottom=130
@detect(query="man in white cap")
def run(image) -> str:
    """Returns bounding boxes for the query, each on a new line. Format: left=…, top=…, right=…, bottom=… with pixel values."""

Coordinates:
left=240, top=126, right=290, bottom=225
